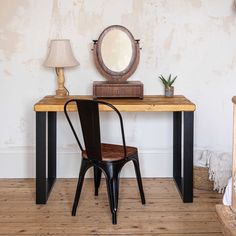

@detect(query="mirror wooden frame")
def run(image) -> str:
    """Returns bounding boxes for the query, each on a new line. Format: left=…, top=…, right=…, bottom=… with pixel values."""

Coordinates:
left=93, top=25, right=140, bottom=82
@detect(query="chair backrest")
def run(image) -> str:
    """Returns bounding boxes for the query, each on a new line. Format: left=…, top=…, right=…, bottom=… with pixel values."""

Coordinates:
left=64, top=99, right=127, bottom=161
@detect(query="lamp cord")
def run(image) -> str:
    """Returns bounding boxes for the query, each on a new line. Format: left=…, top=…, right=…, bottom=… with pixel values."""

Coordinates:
left=65, top=86, right=70, bottom=96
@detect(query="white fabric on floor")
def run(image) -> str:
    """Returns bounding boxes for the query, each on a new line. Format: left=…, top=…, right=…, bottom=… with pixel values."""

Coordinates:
left=223, top=177, right=236, bottom=205
left=194, top=150, right=232, bottom=193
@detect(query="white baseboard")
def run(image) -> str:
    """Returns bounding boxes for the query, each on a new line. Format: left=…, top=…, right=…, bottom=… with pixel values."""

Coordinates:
left=0, top=147, right=172, bottom=178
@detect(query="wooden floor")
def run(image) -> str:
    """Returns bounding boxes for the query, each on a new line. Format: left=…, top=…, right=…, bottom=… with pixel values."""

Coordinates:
left=0, top=178, right=223, bottom=235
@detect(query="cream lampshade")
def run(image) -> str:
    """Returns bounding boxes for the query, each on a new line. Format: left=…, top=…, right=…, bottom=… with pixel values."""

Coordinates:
left=44, top=39, right=79, bottom=98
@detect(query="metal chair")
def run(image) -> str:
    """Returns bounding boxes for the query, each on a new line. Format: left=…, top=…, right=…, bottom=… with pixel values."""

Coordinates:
left=64, top=99, right=145, bottom=224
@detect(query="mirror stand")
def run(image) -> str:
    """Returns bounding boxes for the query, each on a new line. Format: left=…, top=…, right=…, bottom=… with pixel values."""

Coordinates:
left=92, top=25, right=143, bottom=99
left=93, top=81, right=143, bottom=99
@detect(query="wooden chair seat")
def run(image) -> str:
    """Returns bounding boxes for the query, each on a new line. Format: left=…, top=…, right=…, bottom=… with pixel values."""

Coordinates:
left=82, top=143, right=137, bottom=161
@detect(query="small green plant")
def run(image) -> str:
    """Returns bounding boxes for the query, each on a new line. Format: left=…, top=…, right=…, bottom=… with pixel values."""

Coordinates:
left=159, top=74, right=177, bottom=88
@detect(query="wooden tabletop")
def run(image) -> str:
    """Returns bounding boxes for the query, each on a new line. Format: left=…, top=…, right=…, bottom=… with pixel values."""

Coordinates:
left=34, top=95, right=196, bottom=112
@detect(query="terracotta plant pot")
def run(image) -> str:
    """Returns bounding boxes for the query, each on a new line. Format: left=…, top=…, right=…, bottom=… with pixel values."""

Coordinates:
left=165, top=86, right=174, bottom=97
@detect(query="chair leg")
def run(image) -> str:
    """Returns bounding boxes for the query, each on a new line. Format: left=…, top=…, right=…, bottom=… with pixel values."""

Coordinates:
left=94, top=166, right=102, bottom=196
left=104, top=166, right=120, bottom=225
left=72, top=159, right=90, bottom=216
left=132, top=157, right=146, bottom=205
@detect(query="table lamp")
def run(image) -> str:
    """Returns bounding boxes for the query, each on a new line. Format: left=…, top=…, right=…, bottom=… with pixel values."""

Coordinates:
left=44, top=39, right=79, bottom=98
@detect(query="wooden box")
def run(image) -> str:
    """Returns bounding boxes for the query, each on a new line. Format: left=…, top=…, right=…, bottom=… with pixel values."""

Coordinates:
left=93, top=81, right=143, bottom=99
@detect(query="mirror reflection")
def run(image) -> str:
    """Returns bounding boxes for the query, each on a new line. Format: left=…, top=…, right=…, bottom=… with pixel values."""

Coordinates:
left=101, top=29, right=133, bottom=72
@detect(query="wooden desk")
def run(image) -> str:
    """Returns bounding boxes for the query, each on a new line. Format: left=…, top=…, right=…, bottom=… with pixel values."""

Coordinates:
left=34, top=95, right=196, bottom=204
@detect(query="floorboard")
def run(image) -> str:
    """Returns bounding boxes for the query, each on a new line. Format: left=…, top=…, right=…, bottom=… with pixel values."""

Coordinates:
left=0, top=178, right=223, bottom=235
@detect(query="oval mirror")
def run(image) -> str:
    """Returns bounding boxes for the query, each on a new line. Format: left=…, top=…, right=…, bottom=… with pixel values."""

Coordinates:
left=101, top=28, right=133, bottom=72
left=93, top=25, right=140, bottom=82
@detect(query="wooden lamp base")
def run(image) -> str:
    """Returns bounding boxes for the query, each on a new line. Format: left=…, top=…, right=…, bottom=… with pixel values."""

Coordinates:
left=55, top=88, right=68, bottom=98
left=55, top=67, right=69, bottom=98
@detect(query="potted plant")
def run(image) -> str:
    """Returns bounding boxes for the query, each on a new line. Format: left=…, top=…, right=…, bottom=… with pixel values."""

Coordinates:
left=159, top=74, right=177, bottom=97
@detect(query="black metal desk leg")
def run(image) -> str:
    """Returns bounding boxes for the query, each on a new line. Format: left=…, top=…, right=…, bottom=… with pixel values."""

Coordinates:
left=173, top=112, right=182, bottom=191
left=183, top=111, right=194, bottom=203
left=36, top=112, right=57, bottom=204
left=36, top=112, right=47, bottom=204
left=48, top=112, right=57, bottom=193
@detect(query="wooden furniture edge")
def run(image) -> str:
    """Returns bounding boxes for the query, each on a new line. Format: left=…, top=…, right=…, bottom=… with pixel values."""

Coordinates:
left=216, top=204, right=236, bottom=236
left=232, top=96, right=236, bottom=104
left=34, top=95, right=196, bottom=112
left=34, top=104, right=196, bottom=112
left=232, top=103, right=236, bottom=210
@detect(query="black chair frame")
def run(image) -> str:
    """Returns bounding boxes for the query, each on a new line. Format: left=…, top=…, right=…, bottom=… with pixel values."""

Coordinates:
left=64, top=99, right=145, bottom=224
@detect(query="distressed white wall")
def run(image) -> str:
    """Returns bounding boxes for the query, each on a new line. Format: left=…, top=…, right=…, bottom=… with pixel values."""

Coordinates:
left=0, top=0, right=236, bottom=177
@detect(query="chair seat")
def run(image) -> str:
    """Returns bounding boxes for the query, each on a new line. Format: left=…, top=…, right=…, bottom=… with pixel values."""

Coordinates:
left=82, top=143, right=137, bottom=161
